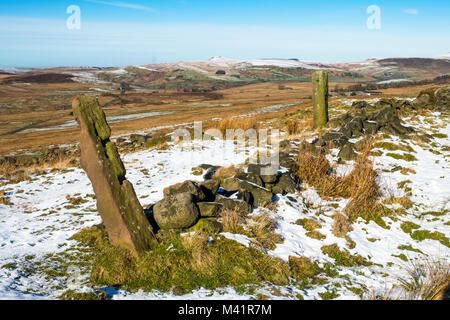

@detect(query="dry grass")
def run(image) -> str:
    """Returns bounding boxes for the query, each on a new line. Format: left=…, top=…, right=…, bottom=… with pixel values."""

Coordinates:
left=384, top=194, right=414, bottom=210
left=297, top=142, right=394, bottom=222
left=221, top=209, right=248, bottom=235
left=0, top=161, right=16, bottom=177
left=332, top=213, right=353, bottom=238
left=249, top=213, right=283, bottom=250
left=180, top=234, right=215, bottom=272
left=0, top=153, right=77, bottom=183
left=295, top=218, right=326, bottom=240
left=365, top=258, right=449, bottom=300
left=75, top=224, right=292, bottom=294
left=296, top=152, right=337, bottom=197
left=285, top=118, right=313, bottom=135
left=398, top=258, right=449, bottom=300
left=0, top=190, right=13, bottom=206
left=221, top=210, right=283, bottom=250
left=297, top=151, right=355, bottom=199
left=215, top=116, right=258, bottom=133
left=342, top=147, right=383, bottom=221
left=285, top=119, right=298, bottom=135
left=288, top=256, right=322, bottom=282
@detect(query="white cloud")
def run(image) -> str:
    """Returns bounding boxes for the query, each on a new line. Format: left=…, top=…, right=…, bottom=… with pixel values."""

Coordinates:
left=85, top=0, right=156, bottom=13
left=403, top=8, right=419, bottom=15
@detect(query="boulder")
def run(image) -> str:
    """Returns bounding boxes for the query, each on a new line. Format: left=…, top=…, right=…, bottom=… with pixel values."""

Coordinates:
left=371, top=107, right=397, bottom=126
left=199, top=179, right=220, bottom=201
left=396, top=100, right=413, bottom=110
left=187, top=218, right=223, bottom=234
left=413, top=94, right=432, bottom=109
left=374, top=99, right=394, bottom=109
left=215, top=195, right=252, bottom=214
left=322, top=131, right=349, bottom=148
left=298, top=140, right=316, bottom=154
left=322, top=131, right=345, bottom=142
left=247, top=164, right=266, bottom=175
left=197, top=202, right=223, bottom=217
left=203, top=169, right=217, bottom=180
left=163, top=180, right=206, bottom=202
left=412, top=87, right=450, bottom=109
left=260, top=173, right=279, bottom=184
left=237, top=190, right=253, bottom=204
left=331, top=137, right=350, bottom=149
left=72, top=96, right=156, bottom=255
left=363, top=121, right=379, bottom=135
left=235, top=172, right=264, bottom=187
left=153, top=193, right=200, bottom=229
left=279, top=153, right=299, bottom=172
left=223, top=177, right=273, bottom=207
left=352, top=101, right=370, bottom=109
left=436, top=86, right=450, bottom=110
left=313, top=137, right=326, bottom=148
left=389, top=119, right=414, bottom=135
left=272, top=172, right=297, bottom=195
left=338, top=143, right=357, bottom=161
left=339, top=117, right=363, bottom=138
left=354, top=138, right=371, bottom=152
left=130, top=134, right=148, bottom=146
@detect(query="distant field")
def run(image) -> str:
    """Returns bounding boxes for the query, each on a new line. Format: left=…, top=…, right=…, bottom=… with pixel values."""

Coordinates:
left=0, top=80, right=358, bottom=154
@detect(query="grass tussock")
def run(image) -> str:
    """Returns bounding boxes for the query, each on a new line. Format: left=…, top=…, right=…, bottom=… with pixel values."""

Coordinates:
left=384, top=194, right=414, bottom=210
left=374, top=142, right=415, bottom=153
left=220, top=209, right=249, bottom=235
left=332, top=213, right=353, bottom=238
left=342, top=147, right=385, bottom=221
left=285, top=118, right=313, bottom=135
left=215, top=117, right=258, bottom=133
left=295, top=217, right=326, bottom=240
left=221, top=210, right=283, bottom=250
left=386, top=152, right=418, bottom=162
left=59, top=290, right=107, bottom=300
left=249, top=213, right=283, bottom=250
left=297, top=143, right=394, bottom=223
left=72, top=225, right=291, bottom=295
left=0, top=190, right=13, bottom=206
left=321, top=244, right=372, bottom=267
left=288, top=256, right=322, bottom=282
left=397, top=258, right=449, bottom=300
left=366, top=258, right=449, bottom=300
left=296, top=152, right=339, bottom=197
left=296, top=218, right=321, bottom=231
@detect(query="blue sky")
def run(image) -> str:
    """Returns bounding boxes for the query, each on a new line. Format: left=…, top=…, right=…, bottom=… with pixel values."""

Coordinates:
left=0, top=0, right=449, bottom=67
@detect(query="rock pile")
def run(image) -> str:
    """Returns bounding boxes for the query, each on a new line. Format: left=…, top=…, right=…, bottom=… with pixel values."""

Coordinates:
left=302, top=98, right=417, bottom=161
left=148, top=162, right=299, bottom=231
left=413, top=85, right=450, bottom=111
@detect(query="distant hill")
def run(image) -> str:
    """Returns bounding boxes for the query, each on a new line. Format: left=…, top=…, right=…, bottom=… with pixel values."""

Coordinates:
left=3, top=55, right=450, bottom=90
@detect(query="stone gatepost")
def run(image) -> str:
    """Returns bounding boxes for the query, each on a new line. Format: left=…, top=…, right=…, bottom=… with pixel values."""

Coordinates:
left=312, top=70, right=329, bottom=128
left=72, top=96, right=156, bottom=255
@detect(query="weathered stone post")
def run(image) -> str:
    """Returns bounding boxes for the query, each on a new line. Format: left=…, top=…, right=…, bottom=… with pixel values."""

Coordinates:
left=312, top=70, right=329, bottom=128
left=72, top=96, right=156, bottom=255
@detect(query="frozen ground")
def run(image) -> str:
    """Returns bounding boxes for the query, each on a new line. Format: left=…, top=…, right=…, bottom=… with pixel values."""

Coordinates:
left=0, top=108, right=448, bottom=300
